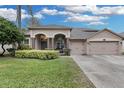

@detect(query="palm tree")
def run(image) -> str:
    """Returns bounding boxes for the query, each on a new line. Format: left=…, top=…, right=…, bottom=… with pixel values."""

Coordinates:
left=16, top=5, right=41, bottom=29
left=16, top=5, right=22, bottom=32
left=27, top=5, right=41, bottom=27
left=27, top=5, right=34, bottom=26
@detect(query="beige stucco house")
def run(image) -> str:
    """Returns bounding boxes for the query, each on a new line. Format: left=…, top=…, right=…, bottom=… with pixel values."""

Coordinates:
left=24, top=25, right=124, bottom=55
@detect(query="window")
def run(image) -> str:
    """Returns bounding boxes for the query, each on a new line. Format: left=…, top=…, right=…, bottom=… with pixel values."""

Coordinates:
left=24, top=39, right=29, bottom=45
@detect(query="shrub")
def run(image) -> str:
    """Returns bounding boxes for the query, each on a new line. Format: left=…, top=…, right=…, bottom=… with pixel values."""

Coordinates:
left=55, top=48, right=71, bottom=56
left=45, top=48, right=54, bottom=50
left=18, top=44, right=32, bottom=50
left=6, top=48, right=16, bottom=56
left=15, top=50, right=59, bottom=60
left=63, top=48, right=71, bottom=56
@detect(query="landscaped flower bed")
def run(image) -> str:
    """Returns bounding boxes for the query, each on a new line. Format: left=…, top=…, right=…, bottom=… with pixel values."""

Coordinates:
left=15, top=50, right=59, bottom=60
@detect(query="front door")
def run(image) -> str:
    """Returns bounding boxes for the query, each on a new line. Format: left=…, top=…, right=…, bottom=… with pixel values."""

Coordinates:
left=41, top=41, right=47, bottom=50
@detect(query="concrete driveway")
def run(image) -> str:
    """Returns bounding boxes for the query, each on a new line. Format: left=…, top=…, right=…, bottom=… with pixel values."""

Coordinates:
left=72, top=55, right=124, bottom=88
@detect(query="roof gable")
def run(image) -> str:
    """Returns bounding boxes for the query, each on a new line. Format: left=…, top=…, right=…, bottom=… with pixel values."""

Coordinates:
left=87, top=28, right=123, bottom=39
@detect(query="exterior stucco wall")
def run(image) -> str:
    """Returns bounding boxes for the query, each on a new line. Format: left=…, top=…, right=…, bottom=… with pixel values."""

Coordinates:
left=28, top=29, right=70, bottom=49
left=29, top=29, right=70, bottom=38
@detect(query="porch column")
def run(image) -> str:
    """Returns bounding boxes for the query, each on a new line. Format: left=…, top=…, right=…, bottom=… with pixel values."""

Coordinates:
left=35, top=38, right=38, bottom=49
left=47, top=38, right=50, bottom=49
left=52, top=38, right=54, bottom=49
left=31, top=37, right=35, bottom=49
left=66, top=38, right=70, bottom=49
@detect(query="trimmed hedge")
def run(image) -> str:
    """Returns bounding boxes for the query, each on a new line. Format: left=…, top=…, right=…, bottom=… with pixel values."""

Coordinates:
left=19, top=44, right=33, bottom=50
left=6, top=48, right=16, bottom=56
left=15, top=50, right=59, bottom=60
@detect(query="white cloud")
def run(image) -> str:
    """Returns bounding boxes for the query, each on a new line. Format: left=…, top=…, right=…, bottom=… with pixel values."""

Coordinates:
left=34, top=12, right=44, bottom=19
left=57, top=11, right=76, bottom=16
left=64, top=5, right=98, bottom=14
left=37, top=7, right=82, bottom=16
left=64, top=5, right=124, bottom=15
left=39, top=5, right=124, bottom=17
left=65, top=15, right=108, bottom=23
left=0, top=8, right=17, bottom=21
left=93, top=6, right=124, bottom=15
left=35, top=7, right=108, bottom=25
left=0, top=8, right=30, bottom=21
left=40, top=8, right=58, bottom=15
left=21, top=9, right=30, bottom=19
left=64, top=5, right=93, bottom=13
left=88, top=21, right=107, bottom=25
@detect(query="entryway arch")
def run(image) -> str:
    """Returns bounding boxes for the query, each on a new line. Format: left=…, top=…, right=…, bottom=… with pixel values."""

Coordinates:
left=54, top=34, right=66, bottom=49
left=35, top=34, right=48, bottom=50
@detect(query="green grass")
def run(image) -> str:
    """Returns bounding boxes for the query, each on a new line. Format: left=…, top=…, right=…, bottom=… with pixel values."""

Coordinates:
left=0, top=57, right=95, bottom=88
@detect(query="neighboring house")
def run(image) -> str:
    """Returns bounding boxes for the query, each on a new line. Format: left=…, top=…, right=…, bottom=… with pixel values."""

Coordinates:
left=23, top=25, right=123, bottom=55
left=119, top=32, right=124, bottom=49
left=0, top=45, right=12, bottom=54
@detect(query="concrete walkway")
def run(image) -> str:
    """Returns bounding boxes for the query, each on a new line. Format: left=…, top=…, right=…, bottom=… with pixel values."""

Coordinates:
left=72, top=55, right=124, bottom=88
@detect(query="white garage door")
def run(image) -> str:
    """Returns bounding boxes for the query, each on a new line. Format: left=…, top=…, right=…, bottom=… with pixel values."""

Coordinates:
left=70, top=40, right=86, bottom=55
left=89, top=41, right=119, bottom=55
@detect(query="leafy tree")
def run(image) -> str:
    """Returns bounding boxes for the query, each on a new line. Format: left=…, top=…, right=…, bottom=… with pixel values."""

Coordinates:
left=0, top=17, right=25, bottom=56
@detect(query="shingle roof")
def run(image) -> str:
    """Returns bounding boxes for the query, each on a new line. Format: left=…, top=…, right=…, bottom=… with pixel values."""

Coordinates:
left=86, top=28, right=124, bottom=39
left=70, top=28, right=98, bottom=39
left=28, top=24, right=71, bottom=30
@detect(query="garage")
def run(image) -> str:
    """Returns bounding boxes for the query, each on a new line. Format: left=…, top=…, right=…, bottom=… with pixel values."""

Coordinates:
left=70, top=40, right=86, bottom=55
left=70, top=28, right=123, bottom=55
left=88, top=41, right=119, bottom=55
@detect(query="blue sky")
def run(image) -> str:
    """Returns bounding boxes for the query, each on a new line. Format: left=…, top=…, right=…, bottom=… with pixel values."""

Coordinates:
left=0, top=5, right=124, bottom=33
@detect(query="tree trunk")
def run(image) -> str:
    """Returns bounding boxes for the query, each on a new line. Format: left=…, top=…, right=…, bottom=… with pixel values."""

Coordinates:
left=0, top=44, right=5, bottom=56
left=18, top=41, right=21, bottom=50
left=16, top=5, right=22, bottom=32
left=16, top=5, right=22, bottom=48
left=12, top=42, right=16, bottom=49
left=28, top=5, right=34, bottom=26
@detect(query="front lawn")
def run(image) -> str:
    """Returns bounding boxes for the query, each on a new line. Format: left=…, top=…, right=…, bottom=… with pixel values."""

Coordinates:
left=0, top=57, right=95, bottom=88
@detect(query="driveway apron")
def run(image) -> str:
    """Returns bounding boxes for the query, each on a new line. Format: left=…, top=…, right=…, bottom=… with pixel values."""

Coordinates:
left=72, top=55, right=124, bottom=88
